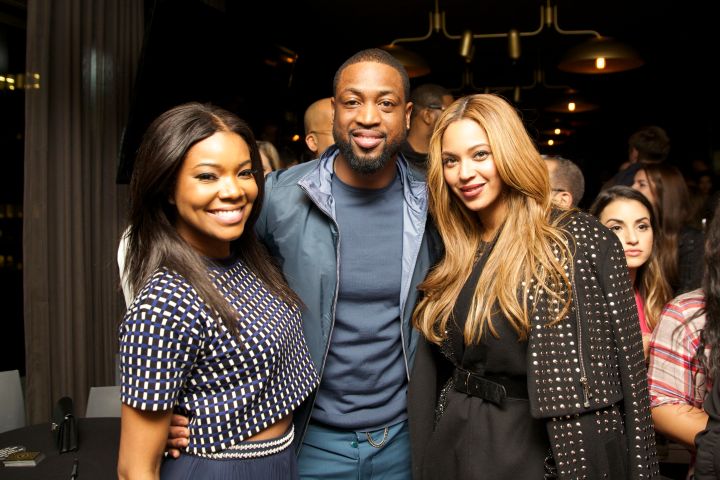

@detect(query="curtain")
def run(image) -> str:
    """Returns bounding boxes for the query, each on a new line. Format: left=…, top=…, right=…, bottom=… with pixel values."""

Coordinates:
left=24, top=0, right=143, bottom=423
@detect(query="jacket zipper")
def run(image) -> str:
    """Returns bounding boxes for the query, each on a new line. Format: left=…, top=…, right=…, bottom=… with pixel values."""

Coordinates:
left=296, top=161, right=424, bottom=446
left=296, top=182, right=342, bottom=449
left=571, top=269, right=592, bottom=408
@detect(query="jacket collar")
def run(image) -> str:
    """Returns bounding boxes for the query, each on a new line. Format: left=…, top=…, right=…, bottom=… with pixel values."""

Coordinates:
left=298, top=145, right=427, bottom=211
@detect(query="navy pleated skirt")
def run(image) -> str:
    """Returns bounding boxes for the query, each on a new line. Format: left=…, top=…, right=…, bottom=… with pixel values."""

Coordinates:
left=160, top=442, right=298, bottom=480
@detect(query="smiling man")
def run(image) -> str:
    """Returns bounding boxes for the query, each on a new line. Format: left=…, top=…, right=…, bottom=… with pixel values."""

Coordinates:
left=255, top=49, right=433, bottom=479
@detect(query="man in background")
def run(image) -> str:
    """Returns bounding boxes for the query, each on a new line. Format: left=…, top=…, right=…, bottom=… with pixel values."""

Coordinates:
left=400, top=83, right=453, bottom=170
left=604, top=125, right=670, bottom=188
left=304, top=97, right=334, bottom=159
left=543, top=154, right=585, bottom=208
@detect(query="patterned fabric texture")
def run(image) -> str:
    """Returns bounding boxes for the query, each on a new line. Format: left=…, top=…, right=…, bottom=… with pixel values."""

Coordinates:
left=526, top=211, right=659, bottom=478
left=119, top=258, right=318, bottom=455
left=648, top=289, right=709, bottom=408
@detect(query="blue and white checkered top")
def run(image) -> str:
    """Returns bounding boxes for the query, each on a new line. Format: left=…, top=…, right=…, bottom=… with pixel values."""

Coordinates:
left=119, top=257, right=318, bottom=455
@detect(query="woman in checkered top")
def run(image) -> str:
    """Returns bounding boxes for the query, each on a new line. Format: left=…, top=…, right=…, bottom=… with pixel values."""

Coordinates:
left=117, top=102, right=318, bottom=480
left=649, top=201, right=720, bottom=476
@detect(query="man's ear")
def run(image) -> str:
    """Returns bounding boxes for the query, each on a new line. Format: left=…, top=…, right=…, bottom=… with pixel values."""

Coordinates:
left=305, top=134, right=318, bottom=155
left=421, top=108, right=435, bottom=126
left=558, top=191, right=573, bottom=209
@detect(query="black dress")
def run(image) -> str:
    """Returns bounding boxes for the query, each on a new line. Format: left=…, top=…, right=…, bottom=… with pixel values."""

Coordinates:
left=419, top=246, right=550, bottom=479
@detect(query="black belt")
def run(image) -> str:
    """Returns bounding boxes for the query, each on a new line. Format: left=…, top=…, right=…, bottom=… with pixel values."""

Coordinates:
left=452, top=367, right=529, bottom=404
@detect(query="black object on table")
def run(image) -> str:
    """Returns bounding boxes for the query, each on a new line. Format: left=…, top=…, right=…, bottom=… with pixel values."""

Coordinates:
left=0, top=417, right=119, bottom=479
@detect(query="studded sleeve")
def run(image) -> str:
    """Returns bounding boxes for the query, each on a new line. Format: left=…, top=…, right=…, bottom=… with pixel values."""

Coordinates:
left=596, top=230, right=659, bottom=478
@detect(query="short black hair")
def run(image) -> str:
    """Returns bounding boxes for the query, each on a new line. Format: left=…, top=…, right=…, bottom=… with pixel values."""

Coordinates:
left=629, top=125, right=670, bottom=163
left=409, top=83, right=452, bottom=120
left=332, top=48, right=410, bottom=101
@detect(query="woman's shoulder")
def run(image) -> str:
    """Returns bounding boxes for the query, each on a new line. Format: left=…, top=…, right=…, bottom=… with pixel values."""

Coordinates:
left=655, top=289, right=706, bottom=335
left=127, top=267, right=203, bottom=313
left=120, top=267, right=213, bottom=346
left=144, top=266, right=193, bottom=292
left=665, top=288, right=706, bottom=311
left=558, top=209, right=602, bottom=227
left=551, top=208, right=597, bottom=227
left=554, top=209, right=613, bottom=244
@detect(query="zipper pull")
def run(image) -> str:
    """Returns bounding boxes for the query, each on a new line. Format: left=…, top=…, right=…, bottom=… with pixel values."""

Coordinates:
left=580, top=376, right=591, bottom=408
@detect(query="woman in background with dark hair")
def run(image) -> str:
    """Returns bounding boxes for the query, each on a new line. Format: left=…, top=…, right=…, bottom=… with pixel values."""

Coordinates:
left=590, top=186, right=672, bottom=358
left=633, top=163, right=705, bottom=294
left=117, top=102, right=318, bottom=480
left=650, top=200, right=720, bottom=478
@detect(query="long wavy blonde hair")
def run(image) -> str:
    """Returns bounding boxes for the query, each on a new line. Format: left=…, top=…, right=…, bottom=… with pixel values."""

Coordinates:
left=414, top=94, right=573, bottom=344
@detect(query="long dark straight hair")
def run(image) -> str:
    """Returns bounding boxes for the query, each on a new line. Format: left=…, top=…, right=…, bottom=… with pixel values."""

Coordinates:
left=125, top=102, right=300, bottom=333
left=589, top=185, right=672, bottom=330
left=692, top=200, right=720, bottom=382
left=639, top=163, right=691, bottom=292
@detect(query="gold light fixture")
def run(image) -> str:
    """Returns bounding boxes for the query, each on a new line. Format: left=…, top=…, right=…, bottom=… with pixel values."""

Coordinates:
left=508, top=29, right=521, bottom=60
left=455, top=68, right=568, bottom=104
left=381, top=0, right=643, bottom=77
left=459, top=30, right=474, bottom=60
left=545, top=90, right=599, bottom=113
left=558, top=37, right=643, bottom=73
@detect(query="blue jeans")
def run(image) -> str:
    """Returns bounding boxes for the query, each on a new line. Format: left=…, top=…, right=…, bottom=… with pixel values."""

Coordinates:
left=298, top=420, right=411, bottom=479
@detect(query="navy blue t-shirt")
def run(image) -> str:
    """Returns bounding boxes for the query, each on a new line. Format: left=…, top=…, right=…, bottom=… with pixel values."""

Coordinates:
left=312, top=172, right=406, bottom=430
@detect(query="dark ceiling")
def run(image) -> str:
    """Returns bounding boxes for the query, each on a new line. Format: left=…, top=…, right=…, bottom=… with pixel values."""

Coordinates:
left=2, top=0, right=718, bottom=201
left=122, top=0, right=717, bottom=204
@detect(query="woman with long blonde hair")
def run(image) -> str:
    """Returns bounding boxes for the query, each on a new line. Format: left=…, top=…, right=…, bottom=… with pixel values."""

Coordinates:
left=408, top=94, right=658, bottom=479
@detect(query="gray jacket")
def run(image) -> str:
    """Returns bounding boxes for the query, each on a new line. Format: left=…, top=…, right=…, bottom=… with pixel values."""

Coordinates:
left=254, top=146, right=435, bottom=446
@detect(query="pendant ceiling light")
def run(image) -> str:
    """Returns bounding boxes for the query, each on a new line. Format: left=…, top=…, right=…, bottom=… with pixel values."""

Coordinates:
left=545, top=92, right=599, bottom=113
left=558, top=37, right=644, bottom=74
left=381, top=0, right=643, bottom=79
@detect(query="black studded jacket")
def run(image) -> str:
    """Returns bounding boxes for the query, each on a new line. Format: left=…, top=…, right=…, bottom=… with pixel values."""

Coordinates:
left=409, top=211, right=659, bottom=479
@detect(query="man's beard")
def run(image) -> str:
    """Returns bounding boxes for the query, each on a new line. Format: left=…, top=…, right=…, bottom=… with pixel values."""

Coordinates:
left=333, top=128, right=406, bottom=175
